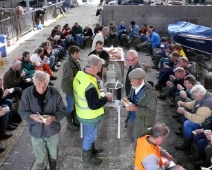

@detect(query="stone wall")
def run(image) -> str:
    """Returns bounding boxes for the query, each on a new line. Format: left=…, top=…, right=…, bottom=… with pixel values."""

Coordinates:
left=102, top=5, right=212, bottom=34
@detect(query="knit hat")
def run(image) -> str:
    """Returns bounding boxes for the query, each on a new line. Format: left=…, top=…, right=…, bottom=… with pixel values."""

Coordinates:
left=128, top=68, right=145, bottom=80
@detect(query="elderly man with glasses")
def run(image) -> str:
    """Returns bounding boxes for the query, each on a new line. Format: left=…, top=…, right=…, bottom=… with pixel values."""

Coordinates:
left=175, top=85, right=212, bottom=150
left=125, top=50, right=150, bottom=96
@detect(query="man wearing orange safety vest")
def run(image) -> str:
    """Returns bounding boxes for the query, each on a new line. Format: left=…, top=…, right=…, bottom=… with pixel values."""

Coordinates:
left=134, top=122, right=173, bottom=170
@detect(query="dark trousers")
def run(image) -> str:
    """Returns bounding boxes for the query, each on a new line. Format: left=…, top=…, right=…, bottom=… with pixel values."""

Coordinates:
left=193, top=133, right=208, bottom=159
left=0, top=113, right=9, bottom=132
left=158, top=68, right=174, bottom=86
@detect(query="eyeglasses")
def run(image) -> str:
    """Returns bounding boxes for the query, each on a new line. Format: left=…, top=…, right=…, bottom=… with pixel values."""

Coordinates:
left=127, top=58, right=135, bottom=62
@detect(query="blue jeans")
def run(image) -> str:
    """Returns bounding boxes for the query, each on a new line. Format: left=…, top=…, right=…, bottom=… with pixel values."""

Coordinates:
left=83, top=124, right=98, bottom=150
left=75, top=35, right=83, bottom=47
left=49, top=55, right=55, bottom=69
left=183, top=120, right=201, bottom=138
left=65, top=94, right=74, bottom=113
left=65, top=36, right=74, bottom=49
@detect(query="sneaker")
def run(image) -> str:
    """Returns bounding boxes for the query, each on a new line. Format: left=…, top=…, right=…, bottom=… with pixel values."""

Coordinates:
left=56, top=62, right=61, bottom=67
left=52, top=66, right=58, bottom=72
left=50, top=76, right=57, bottom=80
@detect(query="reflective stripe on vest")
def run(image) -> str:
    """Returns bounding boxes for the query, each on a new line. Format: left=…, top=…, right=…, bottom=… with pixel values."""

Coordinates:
left=73, top=71, right=104, bottom=119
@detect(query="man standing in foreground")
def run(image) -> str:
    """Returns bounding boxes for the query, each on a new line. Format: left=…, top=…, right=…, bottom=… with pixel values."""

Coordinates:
left=134, top=122, right=173, bottom=170
left=73, top=55, right=113, bottom=166
left=19, top=71, right=66, bottom=170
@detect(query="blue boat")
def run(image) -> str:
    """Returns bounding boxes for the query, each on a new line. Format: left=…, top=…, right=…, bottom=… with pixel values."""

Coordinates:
left=168, top=21, right=212, bottom=55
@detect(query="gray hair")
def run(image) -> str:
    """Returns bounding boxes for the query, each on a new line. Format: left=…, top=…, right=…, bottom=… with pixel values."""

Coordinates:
left=12, top=60, right=21, bottom=67
left=32, top=70, right=50, bottom=85
left=190, top=84, right=206, bottom=96
left=86, top=54, right=105, bottom=68
left=151, top=122, right=170, bottom=138
left=102, top=27, right=109, bottom=32
left=127, top=50, right=138, bottom=58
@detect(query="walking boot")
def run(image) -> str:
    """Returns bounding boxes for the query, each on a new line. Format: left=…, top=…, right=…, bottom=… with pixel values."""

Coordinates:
left=66, top=113, right=79, bottom=131
left=82, top=149, right=102, bottom=166
left=175, top=138, right=192, bottom=150
left=49, top=160, right=56, bottom=170
left=92, top=143, right=103, bottom=155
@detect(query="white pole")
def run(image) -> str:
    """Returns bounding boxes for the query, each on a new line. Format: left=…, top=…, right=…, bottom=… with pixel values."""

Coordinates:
left=182, top=0, right=186, bottom=5
left=56, top=0, right=59, bottom=3
left=26, top=0, right=30, bottom=12
left=44, top=0, right=48, bottom=5
left=165, top=0, right=168, bottom=5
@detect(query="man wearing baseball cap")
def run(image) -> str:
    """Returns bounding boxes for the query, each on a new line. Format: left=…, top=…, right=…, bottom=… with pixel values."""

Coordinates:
left=123, top=68, right=157, bottom=143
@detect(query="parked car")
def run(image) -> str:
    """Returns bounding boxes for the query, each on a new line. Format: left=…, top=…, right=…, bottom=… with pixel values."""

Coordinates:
left=121, top=0, right=144, bottom=5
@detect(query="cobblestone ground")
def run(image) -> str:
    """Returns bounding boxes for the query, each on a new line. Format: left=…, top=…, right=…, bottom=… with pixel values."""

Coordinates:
left=0, top=1, right=198, bottom=170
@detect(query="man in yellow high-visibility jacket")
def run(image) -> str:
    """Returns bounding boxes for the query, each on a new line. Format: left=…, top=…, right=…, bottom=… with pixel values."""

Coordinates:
left=73, top=54, right=113, bottom=167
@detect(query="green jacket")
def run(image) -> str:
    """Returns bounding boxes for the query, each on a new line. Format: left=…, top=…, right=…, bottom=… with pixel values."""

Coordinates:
left=21, top=57, right=35, bottom=78
left=61, top=56, right=81, bottom=95
left=128, top=81, right=157, bottom=139
left=72, top=25, right=83, bottom=39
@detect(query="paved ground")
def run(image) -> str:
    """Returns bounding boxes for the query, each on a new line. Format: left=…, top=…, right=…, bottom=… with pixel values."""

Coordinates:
left=0, top=1, right=199, bottom=170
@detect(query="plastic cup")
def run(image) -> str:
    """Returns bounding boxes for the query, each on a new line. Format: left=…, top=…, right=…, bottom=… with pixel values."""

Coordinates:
left=42, top=115, right=50, bottom=123
left=25, top=78, right=31, bottom=82
left=100, top=92, right=105, bottom=97
left=114, top=100, right=120, bottom=105
left=204, top=130, right=211, bottom=134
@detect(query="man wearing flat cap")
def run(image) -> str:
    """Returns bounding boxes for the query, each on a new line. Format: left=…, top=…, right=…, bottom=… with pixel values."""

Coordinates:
left=124, top=68, right=157, bottom=143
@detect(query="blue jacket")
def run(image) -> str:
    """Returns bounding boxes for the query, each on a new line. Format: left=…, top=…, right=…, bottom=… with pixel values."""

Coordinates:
left=129, top=24, right=140, bottom=38
left=147, top=32, right=161, bottom=49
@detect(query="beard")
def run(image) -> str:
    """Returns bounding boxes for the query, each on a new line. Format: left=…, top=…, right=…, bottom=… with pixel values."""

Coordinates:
left=96, top=51, right=101, bottom=55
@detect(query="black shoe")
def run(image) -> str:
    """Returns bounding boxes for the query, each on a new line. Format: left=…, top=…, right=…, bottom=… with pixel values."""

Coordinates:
left=155, top=84, right=162, bottom=91
left=50, top=76, right=57, bottom=80
left=6, top=124, right=16, bottom=131
left=48, top=82, right=54, bottom=86
left=152, top=66, right=159, bottom=70
left=176, top=117, right=182, bottom=124
left=157, top=94, right=166, bottom=100
left=0, top=146, right=5, bottom=153
left=52, top=68, right=58, bottom=72
left=82, top=149, right=102, bottom=166
left=175, top=130, right=183, bottom=136
left=92, top=143, right=103, bottom=155
left=172, top=113, right=181, bottom=119
left=0, top=133, right=13, bottom=140
left=169, top=103, right=176, bottom=107
left=8, top=121, right=19, bottom=127
left=134, top=45, right=139, bottom=51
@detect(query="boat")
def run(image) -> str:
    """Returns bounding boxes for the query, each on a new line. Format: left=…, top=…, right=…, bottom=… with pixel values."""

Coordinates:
left=168, top=21, right=212, bottom=55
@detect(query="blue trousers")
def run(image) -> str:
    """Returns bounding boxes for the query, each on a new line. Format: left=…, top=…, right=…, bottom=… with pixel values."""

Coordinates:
left=75, top=35, right=83, bottom=47
left=65, top=94, right=74, bottom=113
left=183, top=120, right=201, bottom=139
left=193, top=133, right=208, bottom=158
left=83, top=124, right=98, bottom=150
